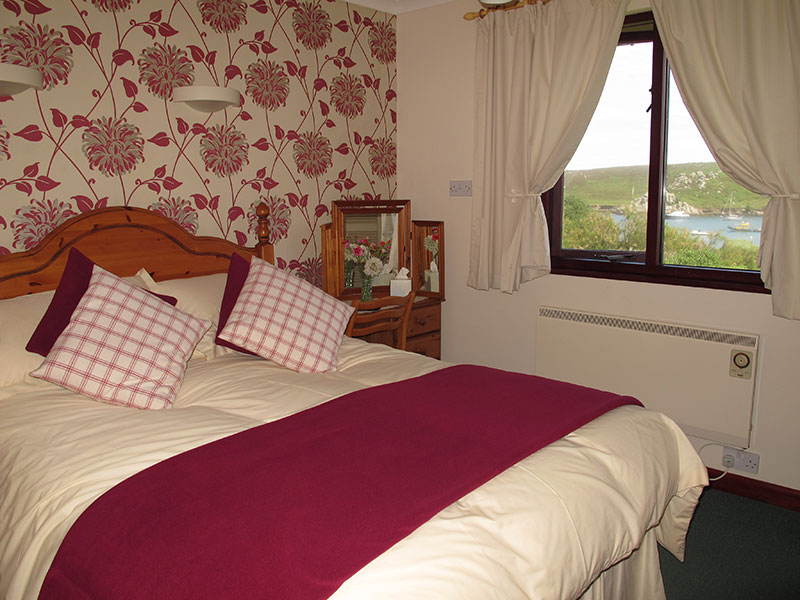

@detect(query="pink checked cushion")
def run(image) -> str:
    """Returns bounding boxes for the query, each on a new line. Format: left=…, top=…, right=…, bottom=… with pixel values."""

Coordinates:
left=30, top=267, right=211, bottom=410
left=217, top=256, right=354, bottom=373
left=27, top=247, right=177, bottom=357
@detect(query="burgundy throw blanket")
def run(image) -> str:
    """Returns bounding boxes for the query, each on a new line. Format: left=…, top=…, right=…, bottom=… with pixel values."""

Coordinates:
left=40, top=365, right=641, bottom=600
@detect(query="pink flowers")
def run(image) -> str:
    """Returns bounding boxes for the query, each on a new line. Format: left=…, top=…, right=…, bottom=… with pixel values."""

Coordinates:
left=0, top=122, right=9, bottom=161
left=148, top=197, right=198, bottom=234
left=292, top=256, right=322, bottom=287
left=246, top=60, right=290, bottom=111
left=292, top=1, right=332, bottom=50
left=90, top=0, right=134, bottom=12
left=293, top=131, right=332, bottom=179
left=200, top=124, right=250, bottom=177
left=369, top=137, right=396, bottom=180
left=330, top=74, right=366, bottom=119
left=0, top=22, right=73, bottom=90
left=369, top=21, right=396, bottom=65
left=198, top=0, right=248, bottom=34
left=12, top=199, right=77, bottom=250
left=137, top=43, right=194, bottom=100
left=82, top=117, right=144, bottom=177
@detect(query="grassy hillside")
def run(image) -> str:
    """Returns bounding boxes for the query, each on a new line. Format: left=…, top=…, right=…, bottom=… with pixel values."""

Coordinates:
left=564, top=163, right=768, bottom=214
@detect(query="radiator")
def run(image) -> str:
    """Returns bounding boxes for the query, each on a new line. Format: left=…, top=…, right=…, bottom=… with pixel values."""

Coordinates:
left=535, top=306, right=758, bottom=447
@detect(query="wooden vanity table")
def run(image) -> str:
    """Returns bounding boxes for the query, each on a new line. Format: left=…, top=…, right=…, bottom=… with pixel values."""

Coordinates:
left=321, top=201, right=444, bottom=358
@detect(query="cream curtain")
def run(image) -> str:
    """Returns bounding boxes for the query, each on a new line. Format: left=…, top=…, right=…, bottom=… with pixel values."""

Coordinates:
left=651, top=0, right=800, bottom=319
left=468, top=0, right=629, bottom=292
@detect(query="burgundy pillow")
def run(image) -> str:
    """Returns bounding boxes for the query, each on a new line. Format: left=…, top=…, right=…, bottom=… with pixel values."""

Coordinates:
left=26, top=248, right=177, bottom=357
left=215, top=252, right=257, bottom=356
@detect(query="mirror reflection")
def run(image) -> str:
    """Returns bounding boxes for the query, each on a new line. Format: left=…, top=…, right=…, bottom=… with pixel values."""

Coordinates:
left=326, top=199, right=410, bottom=300
left=343, top=213, right=399, bottom=288
left=412, top=220, right=445, bottom=300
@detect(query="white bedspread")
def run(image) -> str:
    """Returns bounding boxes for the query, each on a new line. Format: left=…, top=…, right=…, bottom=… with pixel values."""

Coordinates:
left=0, top=338, right=708, bottom=600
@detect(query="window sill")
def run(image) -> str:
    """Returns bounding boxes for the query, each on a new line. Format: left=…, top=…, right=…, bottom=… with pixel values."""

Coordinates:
left=550, top=257, right=769, bottom=294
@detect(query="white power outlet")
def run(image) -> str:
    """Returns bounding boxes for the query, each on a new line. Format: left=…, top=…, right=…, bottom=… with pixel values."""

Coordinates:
left=722, top=447, right=760, bottom=474
left=449, top=180, right=472, bottom=197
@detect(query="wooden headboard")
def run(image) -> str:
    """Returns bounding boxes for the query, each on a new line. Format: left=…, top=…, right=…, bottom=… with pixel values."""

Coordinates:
left=0, top=204, right=274, bottom=300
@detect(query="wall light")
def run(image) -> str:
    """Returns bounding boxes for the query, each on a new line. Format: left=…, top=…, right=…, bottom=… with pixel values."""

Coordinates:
left=0, top=63, right=44, bottom=97
left=172, top=85, right=241, bottom=113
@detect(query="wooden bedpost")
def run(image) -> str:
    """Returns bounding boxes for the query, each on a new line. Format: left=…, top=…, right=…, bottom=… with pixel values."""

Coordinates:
left=255, top=202, right=275, bottom=264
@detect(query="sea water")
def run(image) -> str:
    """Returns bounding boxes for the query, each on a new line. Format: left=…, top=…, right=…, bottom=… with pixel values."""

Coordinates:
left=611, top=214, right=763, bottom=247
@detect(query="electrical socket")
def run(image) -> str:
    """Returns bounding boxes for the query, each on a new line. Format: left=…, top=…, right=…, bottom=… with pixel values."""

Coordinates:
left=722, top=447, right=760, bottom=474
left=449, top=180, right=472, bottom=197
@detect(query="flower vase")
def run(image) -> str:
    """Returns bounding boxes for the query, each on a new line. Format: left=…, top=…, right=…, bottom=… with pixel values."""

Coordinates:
left=360, top=274, right=373, bottom=302
left=344, top=260, right=355, bottom=288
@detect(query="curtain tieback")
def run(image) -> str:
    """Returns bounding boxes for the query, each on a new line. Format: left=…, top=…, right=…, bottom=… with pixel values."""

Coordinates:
left=771, top=193, right=800, bottom=200
left=507, top=189, right=541, bottom=203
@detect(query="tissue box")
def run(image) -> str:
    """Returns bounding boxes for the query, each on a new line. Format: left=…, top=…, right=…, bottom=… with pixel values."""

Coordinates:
left=390, top=277, right=412, bottom=297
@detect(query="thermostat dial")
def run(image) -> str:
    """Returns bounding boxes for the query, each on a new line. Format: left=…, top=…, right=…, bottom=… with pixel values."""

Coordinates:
left=730, top=350, right=754, bottom=379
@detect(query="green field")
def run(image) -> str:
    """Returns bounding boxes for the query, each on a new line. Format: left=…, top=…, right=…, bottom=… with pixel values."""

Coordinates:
left=564, top=163, right=768, bottom=214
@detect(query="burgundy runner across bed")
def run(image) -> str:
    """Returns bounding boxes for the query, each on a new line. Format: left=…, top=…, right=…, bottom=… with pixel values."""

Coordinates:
left=40, top=365, right=641, bottom=600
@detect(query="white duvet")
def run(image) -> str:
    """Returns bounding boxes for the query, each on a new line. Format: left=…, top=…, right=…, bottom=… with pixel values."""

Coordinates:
left=0, top=338, right=708, bottom=600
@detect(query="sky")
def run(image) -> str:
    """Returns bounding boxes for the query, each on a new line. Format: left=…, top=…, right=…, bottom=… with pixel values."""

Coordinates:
left=567, top=43, right=715, bottom=171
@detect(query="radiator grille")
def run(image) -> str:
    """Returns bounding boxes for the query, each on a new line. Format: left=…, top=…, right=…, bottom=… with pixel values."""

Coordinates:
left=538, top=307, right=757, bottom=348
left=535, top=306, right=758, bottom=446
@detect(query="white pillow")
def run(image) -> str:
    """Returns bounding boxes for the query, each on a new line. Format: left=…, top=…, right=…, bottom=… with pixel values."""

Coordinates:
left=139, top=273, right=228, bottom=360
left=30, top=267, right=211, bottom=409
left=218, top=257, right=354, bottom=373
left=0, top=290, right=57, bottom=388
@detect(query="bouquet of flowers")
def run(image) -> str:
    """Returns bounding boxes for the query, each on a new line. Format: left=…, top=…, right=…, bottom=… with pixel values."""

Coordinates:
left=343, top=237, right=391, bottom=300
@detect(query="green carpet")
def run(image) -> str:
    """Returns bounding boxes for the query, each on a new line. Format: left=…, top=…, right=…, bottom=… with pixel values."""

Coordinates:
left=659, top=488, right=800, bottom=600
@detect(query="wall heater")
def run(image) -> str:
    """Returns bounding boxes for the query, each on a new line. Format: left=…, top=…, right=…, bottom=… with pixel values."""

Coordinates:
left=535, top=306, right=759, bottom=447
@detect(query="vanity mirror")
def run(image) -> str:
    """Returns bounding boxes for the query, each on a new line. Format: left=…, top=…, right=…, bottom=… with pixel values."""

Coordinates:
left=321, top=199, right=410, bottom=299
left=412, top=220, right=445, bottom=300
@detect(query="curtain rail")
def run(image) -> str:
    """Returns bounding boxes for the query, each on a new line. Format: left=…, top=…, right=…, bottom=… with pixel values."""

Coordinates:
left=463, top=0, right=554, bottom=21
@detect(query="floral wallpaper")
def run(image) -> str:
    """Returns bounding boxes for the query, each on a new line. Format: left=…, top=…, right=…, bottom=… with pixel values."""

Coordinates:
left=0, top=0, right=397, bottom=285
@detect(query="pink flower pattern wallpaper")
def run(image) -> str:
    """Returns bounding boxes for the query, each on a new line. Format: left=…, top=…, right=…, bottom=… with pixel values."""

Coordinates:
left=0, top=0, right=397, bottom=285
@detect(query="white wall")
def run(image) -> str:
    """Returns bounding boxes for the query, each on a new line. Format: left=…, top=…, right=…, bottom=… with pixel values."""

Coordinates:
left=397, top=0, right=800, bottom=490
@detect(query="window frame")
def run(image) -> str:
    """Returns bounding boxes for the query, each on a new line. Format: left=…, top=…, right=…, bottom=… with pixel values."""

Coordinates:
left=541, top=12, right=767, bottom=295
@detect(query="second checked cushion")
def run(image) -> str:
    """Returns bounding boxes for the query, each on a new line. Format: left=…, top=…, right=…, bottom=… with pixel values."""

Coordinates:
left=217, top=256, right=354, bottom=373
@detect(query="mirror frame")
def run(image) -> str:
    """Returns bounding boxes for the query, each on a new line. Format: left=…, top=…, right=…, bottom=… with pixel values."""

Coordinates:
left=412, top=220, right=445, bottom=300
left=325, top=199, right=411, bottom=299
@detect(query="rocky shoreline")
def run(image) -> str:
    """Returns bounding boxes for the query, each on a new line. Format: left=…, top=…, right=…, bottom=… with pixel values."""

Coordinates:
left=598, top=192, right=765, bottom=217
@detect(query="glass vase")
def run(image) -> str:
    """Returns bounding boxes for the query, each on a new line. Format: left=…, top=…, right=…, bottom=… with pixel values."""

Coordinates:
left=344, top=260, right=355, bottom=288
left=360, top=273, right=373, bottom=302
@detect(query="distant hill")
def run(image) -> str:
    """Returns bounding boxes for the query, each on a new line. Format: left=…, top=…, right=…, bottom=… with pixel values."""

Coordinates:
left=564, top=163, right=768, bottom=214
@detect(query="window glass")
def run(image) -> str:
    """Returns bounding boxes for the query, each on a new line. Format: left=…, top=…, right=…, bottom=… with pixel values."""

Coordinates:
left=546, top=12, right=767, bottom=292
left=663, top=73, right=768, bottom=270
left=563, top=42, right=651, bottom=256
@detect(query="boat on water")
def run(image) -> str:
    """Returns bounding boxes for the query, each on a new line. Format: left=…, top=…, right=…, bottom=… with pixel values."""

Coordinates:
left=722, top=192, right=742, bottom=220
left=690, top=230, right=711, bottom=236
left=665, top=209, right=690, bottom=219
left=728, top=221, right=761, bottom=232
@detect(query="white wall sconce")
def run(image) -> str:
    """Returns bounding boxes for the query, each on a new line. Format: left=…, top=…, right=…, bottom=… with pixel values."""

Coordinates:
left=172, top=85, right=240, bottom=113
left=0, top=63, right=44, bottom=97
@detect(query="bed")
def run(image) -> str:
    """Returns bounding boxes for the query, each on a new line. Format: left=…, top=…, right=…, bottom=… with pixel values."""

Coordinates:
left=0, top=205, right=708, bottom=600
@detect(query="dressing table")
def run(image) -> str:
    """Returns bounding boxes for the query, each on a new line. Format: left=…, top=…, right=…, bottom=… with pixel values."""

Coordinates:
left=321, top=200, right=444, bottom=358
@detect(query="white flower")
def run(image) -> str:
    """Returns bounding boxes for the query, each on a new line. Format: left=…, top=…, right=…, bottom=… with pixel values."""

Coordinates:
left=363, top=256, right=384, bottom=277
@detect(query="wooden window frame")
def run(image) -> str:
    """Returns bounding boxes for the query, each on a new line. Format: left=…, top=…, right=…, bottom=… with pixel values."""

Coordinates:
left=541, top=12, right=767, bottom=295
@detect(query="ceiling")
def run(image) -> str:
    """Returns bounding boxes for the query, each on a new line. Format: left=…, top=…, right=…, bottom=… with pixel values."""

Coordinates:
left=346, top=0, right=458, bottom=15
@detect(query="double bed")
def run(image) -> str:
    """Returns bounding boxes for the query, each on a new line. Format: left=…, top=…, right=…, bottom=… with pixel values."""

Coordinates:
left=0, top=206, right=707, bottom=600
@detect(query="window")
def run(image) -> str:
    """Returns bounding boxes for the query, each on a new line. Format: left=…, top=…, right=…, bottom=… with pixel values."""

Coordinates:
left=542, top=13, right=768, bottom=293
